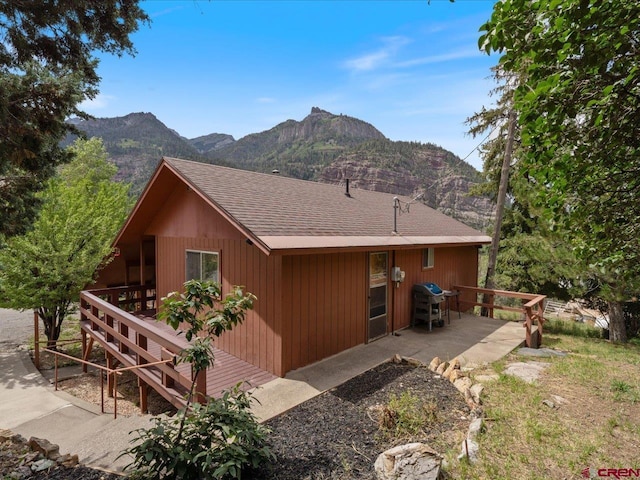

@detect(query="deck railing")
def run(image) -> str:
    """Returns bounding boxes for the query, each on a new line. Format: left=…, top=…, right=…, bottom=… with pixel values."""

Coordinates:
left=453, top=285, right=546, bottom=348
left=79, top=285, right=206, bottom=410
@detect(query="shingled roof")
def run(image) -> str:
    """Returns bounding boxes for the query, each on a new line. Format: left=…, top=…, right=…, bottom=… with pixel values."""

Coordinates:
left=157, top=157, right=490, bottom=253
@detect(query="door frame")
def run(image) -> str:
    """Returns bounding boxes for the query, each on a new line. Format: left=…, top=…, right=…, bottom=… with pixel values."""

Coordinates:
left=367, top=251, right=389, bottom=342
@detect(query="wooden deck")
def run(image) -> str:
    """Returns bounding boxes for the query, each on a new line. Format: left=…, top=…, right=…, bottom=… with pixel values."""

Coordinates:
left=79, top=286, right=275, bottom=412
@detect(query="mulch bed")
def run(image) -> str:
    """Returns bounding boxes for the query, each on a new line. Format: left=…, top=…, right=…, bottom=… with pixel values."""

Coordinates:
left=249, top=360, right=471, bottom=479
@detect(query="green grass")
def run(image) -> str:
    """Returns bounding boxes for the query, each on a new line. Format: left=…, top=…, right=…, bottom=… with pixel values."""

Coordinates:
left=378, top=391, right=439, bottom=440
left=544, top=318, right=603, bottom=339
left=443, top=333, right=640, bottom=479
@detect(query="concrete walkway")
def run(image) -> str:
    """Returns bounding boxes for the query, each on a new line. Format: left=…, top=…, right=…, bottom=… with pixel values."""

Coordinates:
left=0, top=309, right=525, bottom=473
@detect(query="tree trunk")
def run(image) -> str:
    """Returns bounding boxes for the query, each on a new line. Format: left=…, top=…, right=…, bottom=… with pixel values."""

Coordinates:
left=39, top=307, right=64, bottom=350
left=607, top=300, right=627, bottom=343
left=482, top=109, right=517, bottom=316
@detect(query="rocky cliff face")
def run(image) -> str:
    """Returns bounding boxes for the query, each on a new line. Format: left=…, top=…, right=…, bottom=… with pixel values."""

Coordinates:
left=188, top=133, right=236, bottom=153
left=275, top=107, right=387, bottom=144
left=319, top=157, right=494, bottom=231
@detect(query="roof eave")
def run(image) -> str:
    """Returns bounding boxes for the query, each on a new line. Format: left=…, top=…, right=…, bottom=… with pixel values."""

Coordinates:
left=256, top=235, right=492, bottom=256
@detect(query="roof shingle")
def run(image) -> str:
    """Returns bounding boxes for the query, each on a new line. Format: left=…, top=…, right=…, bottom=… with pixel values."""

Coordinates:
left=163, top=157, right=490, bottom=251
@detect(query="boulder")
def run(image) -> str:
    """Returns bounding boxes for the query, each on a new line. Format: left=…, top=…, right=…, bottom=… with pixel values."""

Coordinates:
left=448, top=369, right=465, bottom=382
left=428, top=357, right=442, bottom=372
left=28, top=437, right=59, bottom=459
left=453, top=376, right=473, bottom=394
left=442, top=358, right=460, bottom=380
left=470, top=383, right=484, bottom=404
left=458, top=417, right=483, bottom=463
left=375, top=443, right=441, bottom=480
left=458, top=438, right=480, bottom=463
left=435, top=361, right=449, bottom=375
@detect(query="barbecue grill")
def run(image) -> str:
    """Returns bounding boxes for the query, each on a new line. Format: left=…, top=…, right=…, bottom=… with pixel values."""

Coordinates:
left=412, top=282, right=445, bottom=330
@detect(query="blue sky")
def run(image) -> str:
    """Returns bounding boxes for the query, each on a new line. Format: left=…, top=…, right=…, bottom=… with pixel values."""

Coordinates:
left=82, top=0, right=500, bottom=171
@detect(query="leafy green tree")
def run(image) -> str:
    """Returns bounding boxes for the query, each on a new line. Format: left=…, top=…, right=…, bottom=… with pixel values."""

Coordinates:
left=480, top=0, right=640, bottom=341
left=467, top=67, right=585, bottom=302
left=0, top=1, right=148, bottom=237
left=0, top=138, right=131, bottom=347
left=124, top=280, right=274, bottom=480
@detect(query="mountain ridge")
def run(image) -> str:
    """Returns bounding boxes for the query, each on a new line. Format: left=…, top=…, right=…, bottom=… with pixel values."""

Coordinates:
left=67, top=108, right=494, bottom=229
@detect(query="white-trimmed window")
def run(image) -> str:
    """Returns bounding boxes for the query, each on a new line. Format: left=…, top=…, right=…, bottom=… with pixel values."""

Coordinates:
left=422, top=248, right=434, bottom=269
left=186, top=250, right=219, bottom=283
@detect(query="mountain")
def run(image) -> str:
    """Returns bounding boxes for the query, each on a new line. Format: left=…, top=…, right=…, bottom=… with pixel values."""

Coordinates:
left=317, top=140, right=492, bottom=229
left=67, top=108, right=494, bottom=229
left=188, top=133, right=236, bottom=153
left=208, top=107, right=387, bottom=180
left=65, top=112, right=211, bottom=194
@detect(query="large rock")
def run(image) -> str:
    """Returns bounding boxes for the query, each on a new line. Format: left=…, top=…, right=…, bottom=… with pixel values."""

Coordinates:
left=458, top=417, right=484, bottom=464
left=428, top=357, right=442, bottom=372
left=453, top=376, right=473, bottom=394
left=503, top=361, right=549, bottom=383
left=442, top=358, right=460, bottom=380
left=374, top=443, right=441, bottom=480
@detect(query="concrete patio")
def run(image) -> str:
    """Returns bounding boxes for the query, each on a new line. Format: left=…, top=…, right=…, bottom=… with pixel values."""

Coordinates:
left=252, top=313, right=526, bottom=421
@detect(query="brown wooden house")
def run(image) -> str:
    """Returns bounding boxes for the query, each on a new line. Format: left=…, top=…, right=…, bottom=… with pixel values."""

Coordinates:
left=96, top=157, right=491, bottom=377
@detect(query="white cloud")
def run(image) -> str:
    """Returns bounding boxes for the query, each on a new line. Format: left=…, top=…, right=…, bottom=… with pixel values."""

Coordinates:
left=395, top=47, right=483, bottom=68
left=149, top=5, right=185, bottom=19
left=78, top=93, right=114, bottom=111
left=343, top=36, right=411, bottom=72
left=256, top=97, right=277, bottom=104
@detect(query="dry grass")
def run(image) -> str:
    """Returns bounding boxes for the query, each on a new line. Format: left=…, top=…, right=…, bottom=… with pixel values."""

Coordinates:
left=444, top=334, right=640, bottom=480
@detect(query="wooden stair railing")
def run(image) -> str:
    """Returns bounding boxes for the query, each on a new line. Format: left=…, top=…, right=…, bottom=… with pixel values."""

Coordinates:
left=80, top=287, right=204, bottom=411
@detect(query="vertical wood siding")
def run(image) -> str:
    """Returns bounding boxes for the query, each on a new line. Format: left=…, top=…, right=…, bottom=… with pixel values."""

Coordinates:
left=391, top=246, right=479, bottom=330
left=155, top=236, right=284, bottom=375
left=280, top=251, right=367, bottom=373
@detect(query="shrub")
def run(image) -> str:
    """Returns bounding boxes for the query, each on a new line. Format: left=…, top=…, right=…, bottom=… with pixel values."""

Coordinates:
left=125, top=385, right=274, bottom=479
left=121, top=280, right=273, bottom=479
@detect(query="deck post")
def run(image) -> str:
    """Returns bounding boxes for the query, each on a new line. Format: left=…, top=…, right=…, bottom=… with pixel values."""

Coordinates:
left=524, top=306, right=533, bottom=347
left=488, top=293, right=495, bottom=318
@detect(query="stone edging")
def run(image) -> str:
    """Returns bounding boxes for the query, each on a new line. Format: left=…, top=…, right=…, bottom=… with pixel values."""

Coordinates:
left=0, top=428, right=79, bottom=478
left=427, top=356, right=484, bottom=463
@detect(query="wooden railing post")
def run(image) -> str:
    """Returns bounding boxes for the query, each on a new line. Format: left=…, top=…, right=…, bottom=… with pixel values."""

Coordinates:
left=524, top=306, right=533, bottom=347
left=119, top=322, right=129, bottom=354
left=141, top=287, right=148, bottom=312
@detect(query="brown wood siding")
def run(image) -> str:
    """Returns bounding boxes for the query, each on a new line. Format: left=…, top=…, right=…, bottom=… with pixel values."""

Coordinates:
left=391, top=246, right=479, bottom=330
left=280, top=251, right=367, bottom=373
left=155, top=236, right=284, bottom=376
